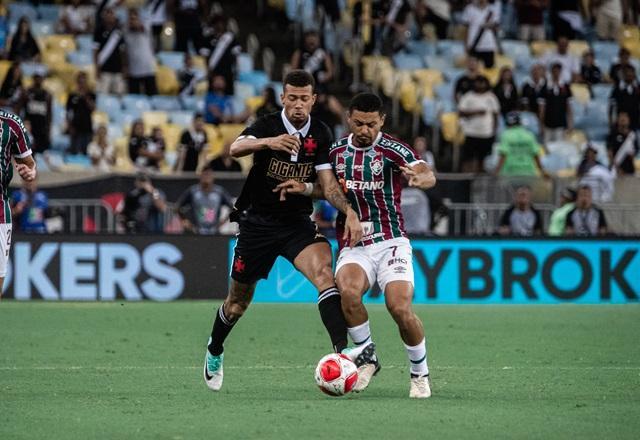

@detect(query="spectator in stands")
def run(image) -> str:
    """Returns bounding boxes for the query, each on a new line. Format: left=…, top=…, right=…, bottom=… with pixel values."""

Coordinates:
left=176, top=164, right=235, bottom=234
left=291, top=30, right=334, bottom=93
left=175, top=113, right=209, bottom=172
left=209, top=142, right=242, bottom=172
left=143, top=0, right=167, bottom=52
left=607, top=112, right=638, bottom=175
left=493, top=67, right=519, bottom=117
left=458, top=76, right=500, bottom=172
left=413, top=136, right=436, bottom=170
left=493, top=112, right=549, bottom=177
left=593, top=0, right=627, bottom=41
left=18, top=72, right=51, bottom=154
left=548, top=187, right=576, bottom=236
left=87, top=125, right=115, bottom=172
left=93, top=0, right=126, bottom=40
left=10, top=179, right=49, bottom=234
left=401, top=186, right=431, bottom=234
left=8, top=17, right=40, bottom=62
left=203, top=75, right=248, bottom=125
left=516, top=0, right=547, bottom=41
left=498, top=185, right=543, bottom=236
left=520, top=63, right=547, bottom=115
left=609, top=47, right=632, bottom=86
left=121, top=172, right=167, bottom=233
left=125, top=8, right=158, bottom=96
left=577, top=143, right=615, bottom=202
left=168, top=0, right=205, bottom=53
left=423, top=0, right=451, bottom=40
left=352, top=0, right=412, bottom=55
left=255, top=86, right=282, bottom=119
left=200, top=14, right=241, bottom=95
left=178, top=53, right=203, bottom=96
left=550, top=0, right=584, bottom=39
left=541, top=36, right=580, bottom=85
left=94, top=7, right=126, bottom=95
left=0, top=61, right=24, bottom=110
left=609, top=65, right=640, bottom=130
left=565, top=185, right=608, bottom=236
left=579, top=49, right=602, bottom=88
left=66, top=71, right=96, bottom=155
left=129, top=120, right=164, bottom=171
left=60, top=0, right=93, bottom=35
left=539, top=63, right=573, bottom=143
left=454, top=56, right=484, bottom=103
left=311, top=91, right=344, bottom=137
left=461, top=0, right=501, bottom=69
left=313, top=200, right=338, bottom=238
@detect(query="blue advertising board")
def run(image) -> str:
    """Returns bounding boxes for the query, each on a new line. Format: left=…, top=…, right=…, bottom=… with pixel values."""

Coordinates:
left=229, top=238, right=640, bottom=304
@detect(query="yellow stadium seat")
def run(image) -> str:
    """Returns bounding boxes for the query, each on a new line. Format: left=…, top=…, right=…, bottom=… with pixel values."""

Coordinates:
left=619, top=25, right=640, bottom=45
left=191, top=55, right=207, bottom=71
left=267, top=0, right=285, bottom=9
left=142, top=111, right=169, bottom=127
left=570, top=83, right=590, bottom=104
left=400, top=80, right=419, bottom=112
left=204, top=124, right=223, bottom=155
left=566, top=129, right=587, bottom=146
left=361, top=56, right=392, bottom=84
left=43, top=77, right=67, bottom=100
left=378, top=65, right=397, bottom=97
left=413, top=68, right=443, bottom=87
left=481, top=66, right=501, bottom=85
left=156, top=66, right=179, bottom=95
left=195, top=80, right=208, bottom=95
left=245, top=96, right=265, bottom=112
left=42, top=50, right=67, bottom=70
left=440, top=112, right=463, bottom=144
left=217, top=124, right=246, bottom=145
left=624, top=41, right=640, bottom=59
left=530, top=40, right=556, bottom=56
left=161, top=123, right=183, bottom=152
left=93, top=111, right=110, bottom=126
left=43, top=35, right=76, bottom=53
left=114, top=136, right=134, bottom=172
left=495, top=55, right=515, bottom=70
left=568, top=40, right=589, bottom=57
left=0, top=60, right=12, bottom=85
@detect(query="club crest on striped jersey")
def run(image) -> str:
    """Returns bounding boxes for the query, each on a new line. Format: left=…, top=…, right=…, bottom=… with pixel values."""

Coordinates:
left=370, top=159, right=383, bottom=175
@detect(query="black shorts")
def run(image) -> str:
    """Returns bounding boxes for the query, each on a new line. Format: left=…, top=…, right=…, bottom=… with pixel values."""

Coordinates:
left=462, top=136, right=495, bottom=163
left=230, top=213, right=329, bottom=284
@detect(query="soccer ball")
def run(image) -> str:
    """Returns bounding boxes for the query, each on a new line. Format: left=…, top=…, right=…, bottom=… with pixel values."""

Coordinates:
left=314, top=353, right=358, bottom=396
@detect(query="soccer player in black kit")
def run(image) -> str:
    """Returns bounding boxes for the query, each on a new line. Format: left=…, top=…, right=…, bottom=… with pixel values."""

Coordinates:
left=204, top=70, right=366, bottom=391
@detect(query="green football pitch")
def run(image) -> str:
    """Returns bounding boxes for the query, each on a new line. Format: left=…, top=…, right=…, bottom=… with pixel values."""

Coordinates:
left=1, top=302, right=639, bottom=439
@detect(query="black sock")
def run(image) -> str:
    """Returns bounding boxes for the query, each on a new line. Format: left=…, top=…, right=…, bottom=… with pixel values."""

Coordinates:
left=208, top=305, right=237, bottom=356
left=318, top=286, right=348, bottom=353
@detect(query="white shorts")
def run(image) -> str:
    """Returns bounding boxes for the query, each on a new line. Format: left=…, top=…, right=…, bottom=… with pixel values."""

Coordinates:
left=335, top=237, right=414, bottom=292
left=0, top=223, right=11, bottom=277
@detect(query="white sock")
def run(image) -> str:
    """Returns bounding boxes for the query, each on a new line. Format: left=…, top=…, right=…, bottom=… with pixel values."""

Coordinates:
left=405, top=338, right=429, bottom=376
left=348, top=321, right=372, bottom=346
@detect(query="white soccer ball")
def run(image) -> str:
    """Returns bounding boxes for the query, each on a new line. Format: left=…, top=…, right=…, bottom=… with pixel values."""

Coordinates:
left=314, top=353, right=358, bottom=396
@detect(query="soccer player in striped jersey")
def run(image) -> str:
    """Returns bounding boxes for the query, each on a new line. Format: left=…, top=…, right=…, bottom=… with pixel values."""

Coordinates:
left=0, top=110, right=36, bottom=297
left=276, top=93, right=436, bottom=398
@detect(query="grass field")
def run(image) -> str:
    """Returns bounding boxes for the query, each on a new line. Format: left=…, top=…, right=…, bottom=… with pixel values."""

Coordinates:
left=1, top=302, right=639, bottom=439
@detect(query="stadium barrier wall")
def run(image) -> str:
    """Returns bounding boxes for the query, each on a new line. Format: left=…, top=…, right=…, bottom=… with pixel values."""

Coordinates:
left=5, top=235, right=639, bottom=304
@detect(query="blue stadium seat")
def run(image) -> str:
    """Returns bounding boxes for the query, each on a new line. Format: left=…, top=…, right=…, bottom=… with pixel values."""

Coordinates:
left=434, top=83, right=454, bottom=100
left=122, top=94, right=152, bottom=113
left=179, top=95, right=203, bottom=112
left=232, top=96, right=247, bottom=114
left=170, top=111, right=195, bottom=127
left=20, top=62, right=48, bottom=77
left=36, top=4, right=60, bottom=22
left=592, top=41, right=619, bottom=62
left=151, top=95, right=182, bottom=111
left=393, top=53, right=424, bottom=70
left=584, top=126, right=609, bottom=142
left=405, top=40, right=436, bottom=58
left=436, top=40, right=465, bottom=58
left=421, top=97, right=438, bottom=126
left=425, top=55, right=453, bottom=72
left=51, top=135, right=70, bottom=152
left=501, top=40, right=531, bottom=64
left=31, top=20, right=54, bottom=36
left=97, top=94, right=122, bottom=120
left=52, top=102, right=66, bottom=126
left=65, top=154, right=92, bottom=168
left=444, top=68, right=465, bottom=83
left=234, top=81, right=255, bottom=103
left=157, top=51, right=185, bottom=71
left=238, top=71, right=270, bottom=95
left=8, top=3, right=38, bottom=22
left=107, top=123, right=124, bottom=139
left=120, top=110, right=141, bottom=127
left=67, top=51, right=93, bottom=67
left=438, top=99, right=456, bottom=113
left=269, top=82, right=284, bottom=105
left=236, top=53, right=254, bottom=74
left=519, top=111, right=540, bottom=136
left=75, top=34, right=94, bottom=53
left=591, top=84, right=611, bottom=102
left=540, top=153, right=570, bottom=172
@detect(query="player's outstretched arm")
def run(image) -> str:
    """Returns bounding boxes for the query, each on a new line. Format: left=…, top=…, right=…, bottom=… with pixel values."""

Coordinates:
left=230, top=134, right=301, bottom=158
left=15, top=155, right=36, bottom=182
left=400, top=163, right=436, bottom=189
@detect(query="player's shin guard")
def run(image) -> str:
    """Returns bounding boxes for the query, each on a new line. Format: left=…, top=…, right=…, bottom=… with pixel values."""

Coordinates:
left=207, top=305, right=237, bottom=356
left=405, top=338, right=429, bottom=377
left=318, top=286, right=348, bottom=353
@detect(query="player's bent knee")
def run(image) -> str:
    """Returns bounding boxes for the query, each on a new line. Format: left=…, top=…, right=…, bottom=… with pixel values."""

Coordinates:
left=225, top=301, right=249, bottom=320
left=386, top=301, right=413, bottom=323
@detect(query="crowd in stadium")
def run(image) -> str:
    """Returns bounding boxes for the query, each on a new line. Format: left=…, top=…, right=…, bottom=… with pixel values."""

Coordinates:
left=0, top=0, right=638, bottom=237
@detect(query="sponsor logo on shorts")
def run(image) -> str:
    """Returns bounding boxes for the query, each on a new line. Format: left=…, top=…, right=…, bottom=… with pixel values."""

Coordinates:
left=388, top=258, right=407, bottom=266
left=393, top=266, right=407, bottom=274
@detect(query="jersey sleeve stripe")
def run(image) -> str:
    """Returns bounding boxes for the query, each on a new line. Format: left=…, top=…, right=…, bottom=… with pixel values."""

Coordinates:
left=408, top=159, right=425, bottom=167
left=14, top=149, right=32, bottom=159
left=315, top=163, right=332, bottom=171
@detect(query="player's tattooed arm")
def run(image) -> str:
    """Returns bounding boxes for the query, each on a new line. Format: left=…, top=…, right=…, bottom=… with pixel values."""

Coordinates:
left=317, top=169, right=362, bottom=247
left=400, top=162, right=436, bottom=189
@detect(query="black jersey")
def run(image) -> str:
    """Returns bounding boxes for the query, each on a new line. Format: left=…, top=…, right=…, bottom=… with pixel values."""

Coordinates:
left=234, top=111, right=333, bottom=219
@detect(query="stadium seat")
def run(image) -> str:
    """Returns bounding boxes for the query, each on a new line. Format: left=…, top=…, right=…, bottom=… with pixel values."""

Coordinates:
left=155, top=66, right=180, bottom=95
left=150, top=95, right=182, bottom=111
left=122, top=94, right=152, bottom=112
left=399, top=79, right=419, bottom=112
left=169, top=111, right=195, bottom=127
left=421, top=97, right=438, bottom=126
left=405, top=40, right=437, bottom=58
left=67, top=51, right=93, bottom=67
left=619, top=25, right=640, bottom=45
left=142, top=111, right=169, bottom=128
left=236, top=53, right=254, bottom=74
left=520, top=112, right=540, bottom=136
left=92, top=111, right=110, bottom=126
left=157, top=51, right=185, bottom=71
left=21, top=62, right=48, bottom=77
left=413, top=69, right=443, bottom=89
left=440, top=112, right=461, bottom=143
left=65, top=154, right=92, bottom=168
left=592, top=41, right=620, bottom=62
left=42, top=50, right=67, bottom=69
left=8, top=3, right=38, bottom=22
left=540, top=152, right=570, bottom=173
left=114, top=136, right=135, bottom=171
left=530, top=40, right=555, bottom=56
left=43, top=35, right=76, bottom=52
left=75, top=34, right=94, bottom=53
left=245, top=96, right=264, bottom=112
left=424, top=55, right=453, bottom=72
left=501, top=40, right=531, bottom=64
left=361, top=56, right=392, bottom=83
left=234, top=81, right=255, bottom=103
left=43, top=77, right=67, bottom=102
left=436, top=40, right=465, bottom=58
left=568, top=40, right=589, bottom=57
left=0, top=61, right=11, bottom=85
left=179, top=95, right=204, bottom=112
left=570, top=84, right=591, bottom=104
left=51, top=134, right=70, bottom=152
left=393, top=53, right=424, bottom=70
left=107, top=123, right=124, bottom=139
left=97, top=94, right=122, bottom=119
left=31, top=20, right=54, bottom=36
left=269, top=82, right=284, bottom=105
left=434, top=82, right=454, bottom=100
left=591, top=84, right=611, bottom=102
left=36, top=4, right=61, bottom=21
left=238, top=70, right=270, bottom=95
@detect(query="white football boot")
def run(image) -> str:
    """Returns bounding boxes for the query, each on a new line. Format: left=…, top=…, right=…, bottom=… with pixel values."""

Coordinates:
left=409, top=374, right=432, bottom=399
left=343, top=342, right=380, bottom=392
left=204, top=351, right=224, bottom=391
